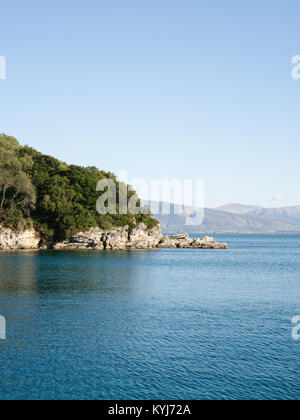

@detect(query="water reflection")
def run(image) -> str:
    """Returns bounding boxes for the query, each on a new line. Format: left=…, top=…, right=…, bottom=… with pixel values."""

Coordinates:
left=0, top=250, right=150, bottom=296
left=0, top=251, right=39, bottom=295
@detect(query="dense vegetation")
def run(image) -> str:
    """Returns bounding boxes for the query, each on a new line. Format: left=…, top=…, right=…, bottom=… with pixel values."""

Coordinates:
left=0, top=134, right=158, bottom=240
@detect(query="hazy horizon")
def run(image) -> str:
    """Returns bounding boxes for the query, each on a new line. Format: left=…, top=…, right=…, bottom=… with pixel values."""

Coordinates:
left=142, top=199, right=300, bottom=211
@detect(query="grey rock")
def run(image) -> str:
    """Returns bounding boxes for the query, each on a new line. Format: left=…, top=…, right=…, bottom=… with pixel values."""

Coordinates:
left=0, top=224, right=228, bottom=251
left=54, top=228, right=106, bottom=250
left=0, top=227, right=40, bottom=250
left=103, top=226, right=129, bottom=250
left=128, top=223, right=163, bottom=249
left=158, top=234, right=227, bottom=249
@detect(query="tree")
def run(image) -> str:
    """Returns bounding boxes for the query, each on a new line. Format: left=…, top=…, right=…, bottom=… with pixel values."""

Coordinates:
left=0, top=133, right=158, bottom=237
left=0, top=134, right=36, bottom=215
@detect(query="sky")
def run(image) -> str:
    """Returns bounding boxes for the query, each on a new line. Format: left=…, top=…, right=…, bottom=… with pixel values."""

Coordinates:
left=1, top=0, right=300, bottom=208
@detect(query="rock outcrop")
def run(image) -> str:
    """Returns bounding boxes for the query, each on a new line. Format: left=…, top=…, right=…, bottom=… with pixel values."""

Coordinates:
left=53, top=224, right=227, bottom=250
left=0, top=228, right=40, bottom=250
left=158, top=234, right=228, bottom=249
left=54, top=224, right=163, bottom=250
left=0, top=224, right=228, bottom=250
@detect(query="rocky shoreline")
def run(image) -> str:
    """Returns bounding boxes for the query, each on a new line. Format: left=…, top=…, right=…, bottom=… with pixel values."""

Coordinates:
left=0, top=223, right=228, bottom=251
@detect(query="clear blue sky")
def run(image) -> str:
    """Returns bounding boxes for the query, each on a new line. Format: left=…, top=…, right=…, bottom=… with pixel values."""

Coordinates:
left=1, top=0, right=300, bottom=207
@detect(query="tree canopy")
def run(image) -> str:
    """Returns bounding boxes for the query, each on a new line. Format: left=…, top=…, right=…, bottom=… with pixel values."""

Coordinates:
left=0, top=135, right=36, bottom=217
left=0, top=134, right=158, bottom=239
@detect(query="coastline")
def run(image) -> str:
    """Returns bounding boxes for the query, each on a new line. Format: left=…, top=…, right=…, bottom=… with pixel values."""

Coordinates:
left=0, top=223, right=228, bottom=251
left=164, top=231, right=300, bottom=235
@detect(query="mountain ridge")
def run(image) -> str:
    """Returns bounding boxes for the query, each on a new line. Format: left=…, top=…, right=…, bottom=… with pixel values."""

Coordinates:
left=143, top=201, right=300, bottom=234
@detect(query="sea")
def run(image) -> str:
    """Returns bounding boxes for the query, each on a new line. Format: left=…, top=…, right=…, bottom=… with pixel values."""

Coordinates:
left=0, top=234, right=299, bottom=400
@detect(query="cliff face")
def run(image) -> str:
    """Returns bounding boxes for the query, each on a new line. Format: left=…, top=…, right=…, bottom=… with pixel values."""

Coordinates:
left=0, top=227, right=40, bottom=250
left=54, top=224, right=164, bottom=250
left=0, top=224, right=228, bottom=250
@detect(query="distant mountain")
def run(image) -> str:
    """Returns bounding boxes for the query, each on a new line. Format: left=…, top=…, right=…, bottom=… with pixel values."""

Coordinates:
left=215, top=203, right=263, bottom=214
left=248, top=206, right=300, bottom=224
left=143, top=201, right=300, bottom=234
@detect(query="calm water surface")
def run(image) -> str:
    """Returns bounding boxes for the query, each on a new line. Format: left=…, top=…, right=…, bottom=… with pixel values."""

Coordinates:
left=0, top=235, right=300, bottom=400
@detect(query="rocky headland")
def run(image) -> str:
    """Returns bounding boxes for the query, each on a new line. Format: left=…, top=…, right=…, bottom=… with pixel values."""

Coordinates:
left=0, top=135, right=229, bottom=253
left=0, top=223, right=228, bottom=251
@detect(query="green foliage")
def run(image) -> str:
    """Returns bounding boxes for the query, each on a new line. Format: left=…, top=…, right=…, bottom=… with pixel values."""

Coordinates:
left=0, top=134, right=36, bottom=219
left=0, top=134, right=158, bottom=239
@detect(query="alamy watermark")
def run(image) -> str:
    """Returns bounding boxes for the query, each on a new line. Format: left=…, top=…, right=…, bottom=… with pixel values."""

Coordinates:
left=292, top=56, right=300, bottom=80
left=292, top=316, right=300, bottom=341
left=0, top=55, right=6, bottom=80
left=0, top=316, right=6, bottom=340
left=96, top=172, right=205, bottom=226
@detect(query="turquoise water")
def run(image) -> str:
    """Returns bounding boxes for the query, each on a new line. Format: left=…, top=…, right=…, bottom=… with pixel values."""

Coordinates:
left=0, top=235, right=300, bottom=400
